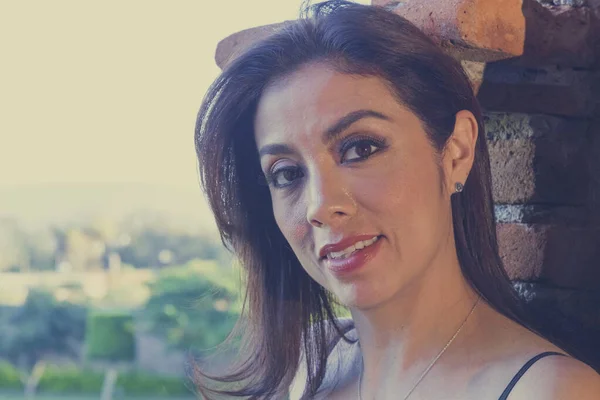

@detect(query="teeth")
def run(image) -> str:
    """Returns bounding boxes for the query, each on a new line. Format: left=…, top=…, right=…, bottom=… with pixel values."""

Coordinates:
left=327, top=236, right=379, bottom=260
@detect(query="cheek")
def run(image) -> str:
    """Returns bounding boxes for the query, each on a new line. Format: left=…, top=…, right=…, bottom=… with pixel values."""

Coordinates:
left=272, top=196, right=330, bottom=289
left=354, top=156, right=413, bottom=209
left=273, top=198, right=309, bottom=249
left=356, top=154, right=444, bottom=238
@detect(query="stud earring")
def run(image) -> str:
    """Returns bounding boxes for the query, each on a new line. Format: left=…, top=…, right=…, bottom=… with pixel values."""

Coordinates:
left=455, top=182, right=464, bottom=193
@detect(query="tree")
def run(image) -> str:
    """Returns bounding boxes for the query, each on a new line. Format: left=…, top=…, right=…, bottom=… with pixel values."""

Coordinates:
left=86, top=311, right=136, bottom=400
left=140, top=261, right=240, bottom=353
left=57, top=228, right=106, bottom=271
left=0, top=288, right=87, bottom=398
left=118, top=228, right=225, bottom=268
left=0, top=218, right=30, bottom=271
left=25, top=228, right=58, bottom=271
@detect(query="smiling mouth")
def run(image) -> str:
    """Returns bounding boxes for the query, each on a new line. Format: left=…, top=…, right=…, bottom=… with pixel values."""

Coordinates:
left=322, top=236, right=381, bottom=260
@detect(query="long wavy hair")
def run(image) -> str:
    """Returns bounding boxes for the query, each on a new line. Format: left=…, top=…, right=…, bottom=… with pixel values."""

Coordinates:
left=193, top=1, right=579, bottom=398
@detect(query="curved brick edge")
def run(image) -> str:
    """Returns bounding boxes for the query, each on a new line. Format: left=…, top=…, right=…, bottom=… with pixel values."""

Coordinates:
left=214, top=1, right=525, bottom=68
left=215, top=1, right=599, bottom=70
left=374, top=0, right=526, bottom=61
left=376, top=0, right=600, bottom=67
left=485, top=112, right=594, bottom=205
left=215, top=22, right=288, bottom=69
left=498, top=223, right=600, bottom=288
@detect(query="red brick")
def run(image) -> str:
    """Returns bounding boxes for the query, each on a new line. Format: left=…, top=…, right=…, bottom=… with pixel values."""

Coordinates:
left=378, top=0, right=600, bottom=67
left=214, top=0, right=527, bottom=69
left=215, top=22, right=287, bottom=69
left=485, top=113, right=591, bottom=205
left=518, top=0, right=600, bottom=68
left=215, top=1, right=600, bottom=70
left=375, top=0, right=526, bottom=62
left=497, top=223, right=545, bottom=280
left=461, top=61, right=485, bottom=94
left=497, top=223, right=600, bottom=289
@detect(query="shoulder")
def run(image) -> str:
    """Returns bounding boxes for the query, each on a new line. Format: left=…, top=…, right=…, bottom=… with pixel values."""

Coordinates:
left=289, top=318, right=359, bottom=400
left=506, top=353, right=600, bottom=399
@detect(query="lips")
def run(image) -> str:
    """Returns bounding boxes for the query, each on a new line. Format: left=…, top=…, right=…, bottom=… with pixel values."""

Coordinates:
left=318, top=234, right=380, bottom=260
left=319, top=234, right=383, bottom=275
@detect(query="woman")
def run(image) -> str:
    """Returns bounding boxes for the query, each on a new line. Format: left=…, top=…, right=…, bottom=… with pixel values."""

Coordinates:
left=194, top=1, right=600, bottom=399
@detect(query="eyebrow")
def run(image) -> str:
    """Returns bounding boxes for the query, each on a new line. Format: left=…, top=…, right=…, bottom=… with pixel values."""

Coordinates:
left=258, top=109, right=390, bottom=158
left=323, top=109, right=391, bottom=143
left=258, top=143, right=295, bottom=158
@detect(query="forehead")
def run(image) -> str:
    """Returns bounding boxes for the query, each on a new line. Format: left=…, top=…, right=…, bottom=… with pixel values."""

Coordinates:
left=254, top=63, right=399, bottom=146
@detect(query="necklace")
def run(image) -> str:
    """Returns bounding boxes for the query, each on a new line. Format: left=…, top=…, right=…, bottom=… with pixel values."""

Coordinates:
left=357, top=297, right=480, bottom=400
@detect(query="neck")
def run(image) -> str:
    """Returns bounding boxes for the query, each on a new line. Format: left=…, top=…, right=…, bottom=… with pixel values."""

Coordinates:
left=350, top=253, right=480, bottom=394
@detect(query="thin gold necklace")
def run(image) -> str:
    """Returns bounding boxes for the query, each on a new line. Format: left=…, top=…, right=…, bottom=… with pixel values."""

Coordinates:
left=357, top=297, right=480, bottom=400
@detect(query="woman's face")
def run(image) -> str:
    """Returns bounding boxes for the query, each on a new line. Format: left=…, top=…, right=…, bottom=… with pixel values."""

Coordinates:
left=254, top=63, right=461, bottom=309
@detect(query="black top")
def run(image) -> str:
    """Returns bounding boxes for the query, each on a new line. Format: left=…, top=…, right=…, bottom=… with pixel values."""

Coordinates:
left=498, top=351, right=567, bottom=400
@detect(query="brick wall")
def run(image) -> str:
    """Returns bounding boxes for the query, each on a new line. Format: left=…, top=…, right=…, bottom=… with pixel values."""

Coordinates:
left=214, top=0, right=600, bottom=368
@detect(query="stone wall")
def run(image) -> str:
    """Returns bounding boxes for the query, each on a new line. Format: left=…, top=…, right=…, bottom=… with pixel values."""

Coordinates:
left=214, top=0, right=600, bottom=368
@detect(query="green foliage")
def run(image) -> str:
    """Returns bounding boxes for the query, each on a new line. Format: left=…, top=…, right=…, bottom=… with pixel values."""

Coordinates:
left=0, top=212, right=227, bottom=272
left=0, top=289, right=87, bottom=370
left=0, top=354, right=194, bottom=396
left=26, top=228, right=59, bottom=271
left=0, top=219, right=60, bottom=272
left=118, top=229, right=224, bottom=268
left=3, top=364, right=192, bottom=396
left=37, top=365, right=103, bottom=394
left=0, top=361, right=23, bottom=390
left=0, top=218, right=31, bottom=271
left=116, top=370, right=192, bottom=396
left=85, top=311, right=135, bottom=362
left=141, top=261, right=240, bottom=352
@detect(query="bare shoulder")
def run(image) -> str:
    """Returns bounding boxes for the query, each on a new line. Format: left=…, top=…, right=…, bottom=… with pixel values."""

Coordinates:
left=508, top=354, right=600, bottom=399
left=473, top=307, right=600, bottom=399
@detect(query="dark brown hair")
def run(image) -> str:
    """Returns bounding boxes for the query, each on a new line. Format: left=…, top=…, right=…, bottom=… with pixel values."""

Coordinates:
left=194, top=1, right=575, bottom=398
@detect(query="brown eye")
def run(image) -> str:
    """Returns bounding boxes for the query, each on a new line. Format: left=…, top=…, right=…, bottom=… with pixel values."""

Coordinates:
left=270, top=166, right=304, bottom=188
left=355, top=142, right=373, bottom=158
left=341, top=139, right=381, bottom=163
left=282, top=169, right=299, bottom=182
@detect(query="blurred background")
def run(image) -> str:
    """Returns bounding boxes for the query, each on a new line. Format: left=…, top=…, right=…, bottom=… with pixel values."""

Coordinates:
left=0, top=1, right=364, bottom=399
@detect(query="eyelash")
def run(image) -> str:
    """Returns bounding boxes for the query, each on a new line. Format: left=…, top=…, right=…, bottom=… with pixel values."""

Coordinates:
left=266, top=165, right=304, bottom=189
left=266, top=135, right=388, bottom=189
left=339, top=135, right=387, bottom=164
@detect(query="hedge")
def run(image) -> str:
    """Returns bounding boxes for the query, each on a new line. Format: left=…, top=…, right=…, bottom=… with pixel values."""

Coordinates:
left=0, top=361, right=22, bottom=390
left=117, top=370, right=193, bottom=396
left=85, top=310, right=136, bottom=362
left=0, top=363, right=193, bottom=396
left=38, top=366, right=103, bottom=394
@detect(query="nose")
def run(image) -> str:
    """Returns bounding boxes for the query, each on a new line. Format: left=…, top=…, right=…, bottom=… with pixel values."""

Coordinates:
left=305, top=167, right=357, bottom=228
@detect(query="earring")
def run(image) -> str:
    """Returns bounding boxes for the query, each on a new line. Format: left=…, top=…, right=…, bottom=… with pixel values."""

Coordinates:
left=455, top=182, right=464, bottom=193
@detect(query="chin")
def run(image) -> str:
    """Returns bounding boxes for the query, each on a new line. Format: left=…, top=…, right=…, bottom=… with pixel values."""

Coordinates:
left=333, top=286, right=386, bottom=311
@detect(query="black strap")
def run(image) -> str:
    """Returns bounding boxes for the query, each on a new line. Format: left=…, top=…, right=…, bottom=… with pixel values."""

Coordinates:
left=498, top=351, right=567, bottom=400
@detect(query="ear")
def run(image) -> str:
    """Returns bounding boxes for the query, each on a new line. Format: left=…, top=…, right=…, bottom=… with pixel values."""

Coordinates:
left=442, top=110, right=478, bottom=196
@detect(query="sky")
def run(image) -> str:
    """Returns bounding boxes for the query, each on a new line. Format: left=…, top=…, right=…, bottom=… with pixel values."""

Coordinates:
left=0, top=0, right=369, bottom=191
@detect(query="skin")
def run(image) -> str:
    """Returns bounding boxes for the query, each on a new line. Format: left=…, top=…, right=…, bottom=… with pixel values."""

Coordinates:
left=254, top=62, right=600, bottom=399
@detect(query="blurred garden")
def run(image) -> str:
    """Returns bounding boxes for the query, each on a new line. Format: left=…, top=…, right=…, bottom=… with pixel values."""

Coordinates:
left=0, top=213, right=241, bottom=399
